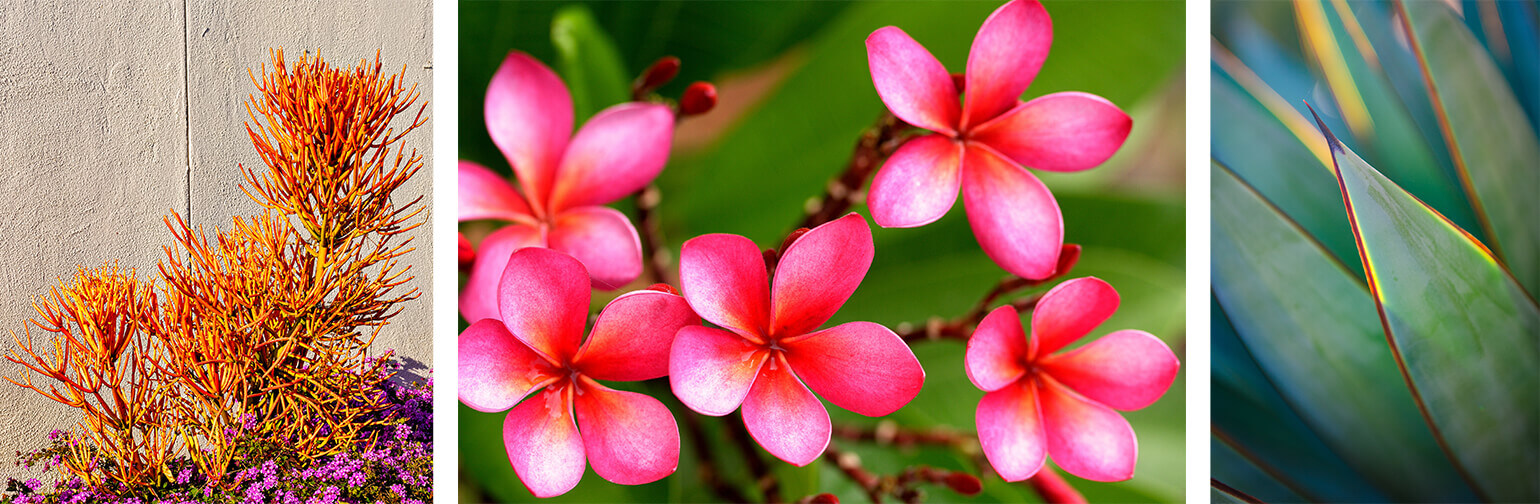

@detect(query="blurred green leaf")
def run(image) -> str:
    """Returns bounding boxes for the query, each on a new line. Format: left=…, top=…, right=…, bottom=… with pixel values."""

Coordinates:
left=1321, top=115, right=1540, bottom=502
left=1398, top=0, right=1540, bottom=297
left=1297, top=0, right=1481, bottom=236
left=551, top=5, right=631, bottom=123
left=1212, top=161, right=1472, bottom=502
left=1210, top=441, right=1309, bottom=504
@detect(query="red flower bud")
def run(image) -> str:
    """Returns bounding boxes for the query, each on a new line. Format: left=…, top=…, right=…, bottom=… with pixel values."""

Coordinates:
left=1054, top=243, right=1082, bottom=277
left=635, top=56, right=681, bottom=97
left=809, top=493, right=840, bottom=504
left=943, top=472, right=982, bottom=495
left=645, top=283, right=679, bottom=295
left=950, top=72, right=966, bottom=94
left=680, top=81, right=717, bottom=116
left=458, top=233, right=475, bottom=271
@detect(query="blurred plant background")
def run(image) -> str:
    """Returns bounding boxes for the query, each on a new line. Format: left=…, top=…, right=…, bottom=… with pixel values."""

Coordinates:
left=459, top=1, right=1184, bottom=502
left=1212, top=1, right=1537, bottom=503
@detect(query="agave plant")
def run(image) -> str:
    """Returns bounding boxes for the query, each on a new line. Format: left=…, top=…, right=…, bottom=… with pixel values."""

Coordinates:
left=1210, top=1, right=1537, bottom=503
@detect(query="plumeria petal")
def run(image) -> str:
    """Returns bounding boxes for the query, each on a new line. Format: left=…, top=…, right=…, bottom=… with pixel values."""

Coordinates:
left=1039, top=330, right=1178, bottom=411
left=679, top=233, right=771, bottom=338
left=1030, top=277, right=1119, bottom=357
left=459, top=319, right=559, bottom=413
left=770, top=213, right=874, bottom=337
left=965, top=305, right=1030, bottom=392
left=869, top=134, right=964, bottom=228
left=546, top=206, right=643, bottom=290
left=503, top=386, right=585, bottom=498
left=960, top=146, right=1063, bottom=280
left=498, top=247, right=590, bottom=363
left=485, top=51, right=572, bottom=208
left=781, top=321, right=923, bottom=417
left=669, top=325, right=768, bottom=416
left=1038, top=376, right=1138, bottom=482
left=573, top=378, right=680, bottom=485
left=742, top=355, right=831, bottom=466
left=976, top=380, right=1047, bottom=482
left=866, top=26, right=960, bottom=135
left=573, top=290, right=700, bottom=382
left=458, top=160, right=535, bottom=223
left=460, top=224, right=545, bottom=324
left=970, top=92, right=1132, bottom=172
left=549, top=103, right=676, bottom=212
left=961, top=0, right=1052, bottom=129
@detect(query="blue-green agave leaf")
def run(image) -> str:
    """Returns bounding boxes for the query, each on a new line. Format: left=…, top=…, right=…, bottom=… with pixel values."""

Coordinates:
left=1212, top=295, right=1389, bottom=503
left=1211, top=441, right=1308, bottom=504
left=1212, top=160, right=1473, bottom=501
left=1397, top=0, right=1540, bottom=297
left=1313, top=107, right=1540, bottom=503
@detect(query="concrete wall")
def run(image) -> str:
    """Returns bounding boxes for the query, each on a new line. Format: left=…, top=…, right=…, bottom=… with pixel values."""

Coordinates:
left=0, top=0, right=432, bottom=480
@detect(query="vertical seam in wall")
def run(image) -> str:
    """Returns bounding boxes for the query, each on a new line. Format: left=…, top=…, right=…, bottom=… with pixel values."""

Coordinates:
left=182, top=0, right=191, bottom=223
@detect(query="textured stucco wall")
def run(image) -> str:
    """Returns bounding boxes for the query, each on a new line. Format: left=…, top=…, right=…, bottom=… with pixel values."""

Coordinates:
left=0, top=0, right=432, bottom=480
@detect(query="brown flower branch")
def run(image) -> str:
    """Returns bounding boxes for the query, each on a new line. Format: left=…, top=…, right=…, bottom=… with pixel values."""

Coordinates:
left=679, top=410, right=752, bottom=503
left=728, top=412, right=782, bottom=503
left=634, top=185, right=674, bottom=285
left=799, top=112, right=913, bottom=230
left=831, top=421, right=974, bottom=451
left=823, top=444, right=983, bottom=504
left=896, top=244, right=1080, bottom=343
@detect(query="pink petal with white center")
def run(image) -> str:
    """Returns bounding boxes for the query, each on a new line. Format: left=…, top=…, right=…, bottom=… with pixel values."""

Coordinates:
left=965, top=305, right=1030, bottom=392
left=573, top=378, right=680, bottom=485
left=498, top=247, right=591, bottom=363
left=1038, top=376, right=1138, bottom=482
left=971, top=92, right=1132, bottom=172
left=574, top=290, right=700, bottom=382
left=770, top=213, right=874, bottom=337
left=503, top=385, right=586, bottom=498
left=546, top=206, right=643, bottom=290
left=960, top=146, right=1063, bottom=280
left=458, top=160, right=535, bottom=223
left=866, top=26, right=961, bottom=135
left=869, top=134, right=964, bottom=228
left=460, top=224, right=545, bottom=324
left=976, top=379, right=1047, bottom=482
left=459, top=319, right=558, bottom=413
left=1039, top=330, right=1178, bottom=411
left=961, top=0, right=1052, bottom=129
left=485, top=52, right=572, bottom=207
left=1030, top=276, right=1119, bottom=357
left=679, top=233, right=772, bottom=338
left=742, top=356, right=831, bottom=466
left=547, top=103, right=675, bottom=213
left=781, top=321, right=923, bottom=417
left=669, top=325, right=768, bottom=416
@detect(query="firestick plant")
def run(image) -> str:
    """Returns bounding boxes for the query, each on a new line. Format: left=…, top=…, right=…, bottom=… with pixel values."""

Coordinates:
left=459, top=0, right=1179, bottom=501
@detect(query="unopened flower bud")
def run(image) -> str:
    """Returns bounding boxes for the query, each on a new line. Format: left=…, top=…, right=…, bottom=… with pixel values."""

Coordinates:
left=645, top=283, right=679, bottom=295
left=944, top=472, right=982, bottom=495
left=458, top=233, right=475, bottom=271
left=680, top=81, right=717, bottom=116
left=950, top=73, right=966, bottom=94
left=634, top=56, right=681, bottom=97
left=1054, top=243, right=1082, bottom=277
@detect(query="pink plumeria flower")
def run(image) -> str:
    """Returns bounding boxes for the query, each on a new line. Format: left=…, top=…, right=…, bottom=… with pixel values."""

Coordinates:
left=865, top=0, right=1132, bottom=280
left=458, top=247, right=699, bottom=497
left=966, top=277, right=1178, bottom=482
left=669, top=213, right=926, bottom=466
left=460, top=51, right=674, bottom=322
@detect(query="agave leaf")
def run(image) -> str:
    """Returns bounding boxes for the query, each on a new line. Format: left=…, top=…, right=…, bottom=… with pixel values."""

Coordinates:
left=1459, top=0, right=1540, bottom=131
left=1211, top=45, right=1362, bottom=278
left=1294, top=0, right=1482, bottom=236
left=1397, top=0, right=1540, bottom=297
left=1312, top=108, right=1540, bottom=502
left=1212, top=296, right=1390, bottom=503
left=551, top=5, right=630, bottom=123
left=1211, top=441, right=1309, bottom=504
left=1212, top=161, right=1472, bottom=502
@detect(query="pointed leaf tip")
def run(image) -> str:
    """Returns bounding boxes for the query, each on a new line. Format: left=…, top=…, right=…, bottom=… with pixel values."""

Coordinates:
left=1303, top=102, right=1343, bottom=154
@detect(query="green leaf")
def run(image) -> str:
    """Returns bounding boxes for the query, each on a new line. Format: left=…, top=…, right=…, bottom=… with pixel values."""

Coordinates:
left=1296, top=0, right=1481, bottom=236
left=1211, top=160, right=1474, bottom=501
left=1211, top=45, right=1363, bottom=278
left=551, top=5, right=631, bottom=123
left=1211, top=296, right=1389, bottom=503
left=1315, top=109, right=1540, bottom=502
left=1398, top=0, right=1540, bottom=297
left=1210, top=440, right=1308, bottom=504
